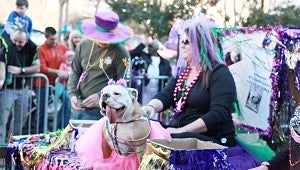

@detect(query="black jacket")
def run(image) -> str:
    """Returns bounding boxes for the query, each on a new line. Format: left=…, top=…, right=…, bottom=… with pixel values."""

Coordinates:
left=154, top=64, right=236, bottom=141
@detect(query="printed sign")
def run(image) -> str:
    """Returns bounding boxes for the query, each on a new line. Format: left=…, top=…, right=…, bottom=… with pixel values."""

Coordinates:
left=221, top=30, right=277, bottom=132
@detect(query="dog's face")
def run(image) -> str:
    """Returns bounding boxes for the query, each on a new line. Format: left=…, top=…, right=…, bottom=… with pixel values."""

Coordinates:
left=99, top=84, right=139, bottom=124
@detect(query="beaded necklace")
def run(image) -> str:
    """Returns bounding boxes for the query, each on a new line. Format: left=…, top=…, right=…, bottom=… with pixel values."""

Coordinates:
left=289, top=135, right=300, bottom=167
left=76, top=41, right=109, bottom=89
left=172, top=64, right=202, bottom=121
left=289, top=126, right=300, bottom=166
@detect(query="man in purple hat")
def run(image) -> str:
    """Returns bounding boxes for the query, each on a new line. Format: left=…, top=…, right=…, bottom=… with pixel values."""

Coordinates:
left=68, top=11, right=133, bottom=120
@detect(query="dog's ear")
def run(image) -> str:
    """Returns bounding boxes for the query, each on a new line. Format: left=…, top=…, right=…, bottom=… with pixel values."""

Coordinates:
left=127, top=88, right=138, bottom=101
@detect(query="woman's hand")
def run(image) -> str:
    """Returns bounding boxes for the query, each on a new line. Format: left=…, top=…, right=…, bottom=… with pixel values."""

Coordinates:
left=141, top=105, right=156, bottom=118
left=167, top=127, right=186, bottom=134
left=249, top=165, right=268, bottom=170
left=70, top=96, right=85, bottom=112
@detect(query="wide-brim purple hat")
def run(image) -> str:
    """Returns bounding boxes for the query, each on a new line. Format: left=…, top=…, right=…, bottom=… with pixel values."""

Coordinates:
left=78, top=11, right=133, bottom=44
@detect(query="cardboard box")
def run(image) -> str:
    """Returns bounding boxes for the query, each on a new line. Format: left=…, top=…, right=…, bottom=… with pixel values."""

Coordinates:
left=140, top=138, right=231, bottom=170
left=69, top=119, right=97, bottom=129
left=11, top=134, right=44, bottom=141
left=150, top=138, right=227, bottom=150
left=68, top=119, right=97, bottom=152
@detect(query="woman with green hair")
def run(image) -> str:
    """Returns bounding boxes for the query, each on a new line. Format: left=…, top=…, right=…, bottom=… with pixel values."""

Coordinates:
left=143, top=13, right=237, bottom=147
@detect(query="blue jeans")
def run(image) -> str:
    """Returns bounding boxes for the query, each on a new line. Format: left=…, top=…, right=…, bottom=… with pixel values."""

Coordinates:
left=57, top=89, right=71, bottom=129
left=75, top=108, right=102, bottom=120
left=35, top=87, right=71, bottom=133
left=0, top=88, right=29, bottom=143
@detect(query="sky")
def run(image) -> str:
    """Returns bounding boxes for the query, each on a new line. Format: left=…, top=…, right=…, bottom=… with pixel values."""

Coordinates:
left=1, top=0, right=299, bottom=31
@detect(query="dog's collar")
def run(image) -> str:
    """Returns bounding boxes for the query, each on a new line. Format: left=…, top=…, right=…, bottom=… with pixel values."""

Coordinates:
left=105, top=120, right=150, bottom=155
left=115, top=115, right=150, bottom=124
left=106, top=120, right=150, bottom=142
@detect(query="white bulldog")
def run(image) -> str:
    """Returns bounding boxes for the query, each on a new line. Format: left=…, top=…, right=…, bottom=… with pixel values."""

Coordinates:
left=99, top=84, right=150, bottom=161
left=99, top=84, right=144, bottom=124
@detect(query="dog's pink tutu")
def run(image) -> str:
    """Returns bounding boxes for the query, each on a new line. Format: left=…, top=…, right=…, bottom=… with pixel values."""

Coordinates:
left=75, top=117, right=171, bottom=169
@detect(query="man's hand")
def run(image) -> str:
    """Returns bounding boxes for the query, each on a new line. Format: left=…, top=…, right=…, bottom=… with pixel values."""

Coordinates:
left=57, top=70, right=69, bottom=79
left=0, top=79, right=4, bottom=89
left=7, top=65, right=22, bottom=74
left=81, top=94, right=100, bottom=108
left=70, top=96, right=85, bottom=112
left=249, top=165, right=268, bottom=170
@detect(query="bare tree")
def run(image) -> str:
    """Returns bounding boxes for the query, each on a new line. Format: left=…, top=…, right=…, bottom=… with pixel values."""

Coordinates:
left=58, top=0, right=69, bottom=42
left=87, top=0, right=101, bottom=14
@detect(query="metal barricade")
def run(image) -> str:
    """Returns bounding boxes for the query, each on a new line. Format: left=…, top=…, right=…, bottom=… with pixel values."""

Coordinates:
left=0, top=73, right=49, bottom=143
left=129, top=75, right=170, bottom=103
left=52, top=77, right=72, bottom=132
left=128, top=75, right=171, bottom=123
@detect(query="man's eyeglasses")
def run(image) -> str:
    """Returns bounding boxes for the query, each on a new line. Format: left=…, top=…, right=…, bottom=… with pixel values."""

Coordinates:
left=182, top=39, right=189, bottom=45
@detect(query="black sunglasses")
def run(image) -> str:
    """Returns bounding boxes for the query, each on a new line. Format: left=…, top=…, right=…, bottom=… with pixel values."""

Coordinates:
left=182, top=39, right=189, bottom=45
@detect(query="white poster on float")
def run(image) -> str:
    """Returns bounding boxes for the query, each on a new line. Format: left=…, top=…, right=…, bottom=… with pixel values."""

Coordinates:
left=220, top=30, right=278, bottom=133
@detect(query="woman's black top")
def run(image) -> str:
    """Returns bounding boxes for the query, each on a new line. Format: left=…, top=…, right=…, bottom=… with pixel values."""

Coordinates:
left=154, top=64, right=236, bottom=141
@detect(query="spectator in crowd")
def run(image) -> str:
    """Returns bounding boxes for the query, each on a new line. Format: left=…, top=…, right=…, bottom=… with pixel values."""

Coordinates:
left=3, top=0, right=32, bottom=36
left=35, top=27, right=70, bottom=133
left=60, top=25, right=72, bottom=46
left=59, top=50, right=74, bottom=87
left=142, top=13, right=237, bottom=147
left=68, top=11, right=132, bottom=120
left=67, top=29, right=82, bottom=51
left=249, top=106, right=300, bottom=170
left=249, top=150, right=289, bottom=170
left=225, top=50, right=242, bottom=66
left=129, top=55, right=145, bottom=103
left=156, top=18, right=184, bottom=82
left=0, top=29, right=39, bottom=143
left=129, top=39, right=172, bottom=105
left=2, top=0, right=33, bottom=43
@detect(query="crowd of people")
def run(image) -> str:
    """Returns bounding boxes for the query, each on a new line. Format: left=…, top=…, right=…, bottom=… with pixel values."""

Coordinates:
left=0, top=0, right=84, bottom=138
left=0, top=0, right=171, bottom=140
left=68, top=10, right=132, bottom=120
left=129, top=39, right=172, bottom=105
left=0, top=0, right=297, bottom=169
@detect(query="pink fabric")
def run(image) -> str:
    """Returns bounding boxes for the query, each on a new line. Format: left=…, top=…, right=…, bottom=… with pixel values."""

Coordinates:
left=59, top=63, right=72, bottom=86
left=92, top=152, right=139, bottom=170
left=64, top=51, right=75, bottom=60
left=149, top=120, right=172, bottom=139
left=36, top=150, right=83, bottom=170
left=75, top=117, right=171, bottom=169
left=291, top=127, right=300, bottom=144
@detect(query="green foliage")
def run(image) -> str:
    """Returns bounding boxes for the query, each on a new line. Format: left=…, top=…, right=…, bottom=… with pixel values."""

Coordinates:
left=243, top=4, right=300, bottom=27
left=106, top=0, right=199, bottom=39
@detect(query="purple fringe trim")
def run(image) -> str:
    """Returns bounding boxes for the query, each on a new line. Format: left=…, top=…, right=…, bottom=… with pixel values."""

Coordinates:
left=168, top=149, right=233, bottom=170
